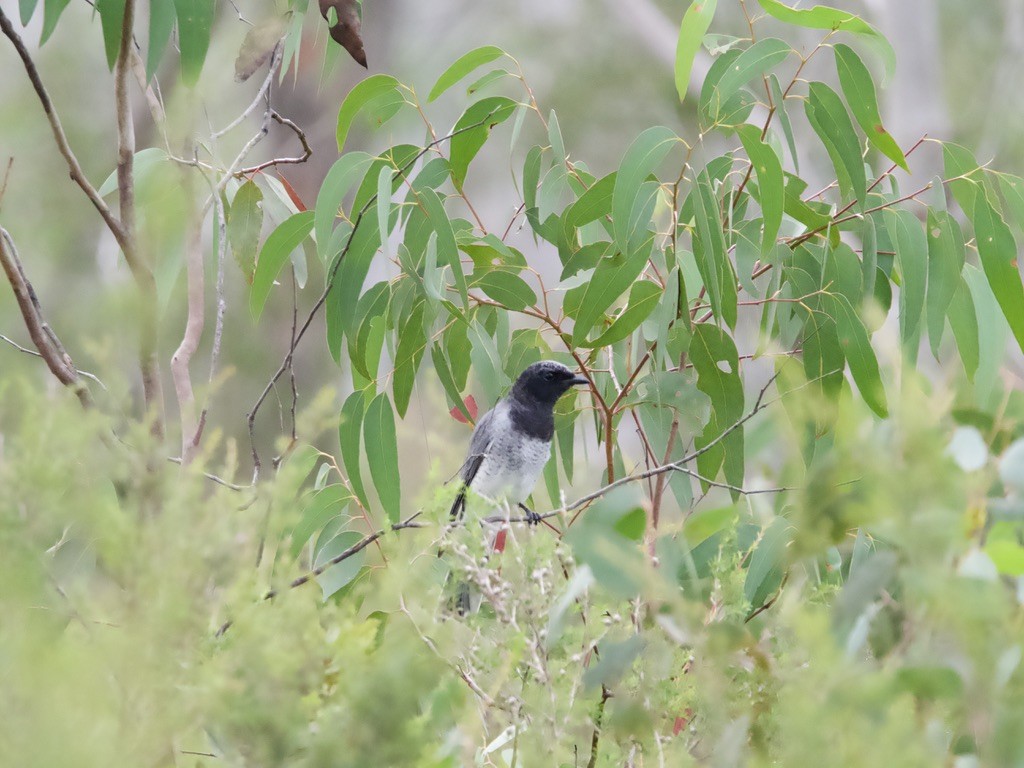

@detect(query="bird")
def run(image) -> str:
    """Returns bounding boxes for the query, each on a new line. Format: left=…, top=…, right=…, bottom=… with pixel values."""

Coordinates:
left=449, top=360, right=590, bottom=524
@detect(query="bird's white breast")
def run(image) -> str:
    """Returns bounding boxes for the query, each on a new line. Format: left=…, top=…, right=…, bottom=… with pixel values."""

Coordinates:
left=470, top=406, right=551, bottom=507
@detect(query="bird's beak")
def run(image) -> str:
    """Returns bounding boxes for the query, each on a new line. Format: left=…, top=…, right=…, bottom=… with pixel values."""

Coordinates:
left=571, top=374, right=590, bottom=387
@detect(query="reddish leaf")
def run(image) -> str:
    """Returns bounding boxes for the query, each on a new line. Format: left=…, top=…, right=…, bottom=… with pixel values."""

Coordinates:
left=492, top=528, right=507, bottom=553
left=449, top=394, right=479, bottom=424
left=276, top=173, right=307, bottom=212
left=319, top=0, right=367, bottom=67
left=673, top=708, right=694, bottom=735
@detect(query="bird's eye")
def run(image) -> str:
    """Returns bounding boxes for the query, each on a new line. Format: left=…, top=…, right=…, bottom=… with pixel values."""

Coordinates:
left=545, top=371, right=555, bottom=381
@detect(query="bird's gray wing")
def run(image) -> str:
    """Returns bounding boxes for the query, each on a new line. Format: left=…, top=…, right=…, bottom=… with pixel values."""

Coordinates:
left=450, top=407, right=496, bottom=520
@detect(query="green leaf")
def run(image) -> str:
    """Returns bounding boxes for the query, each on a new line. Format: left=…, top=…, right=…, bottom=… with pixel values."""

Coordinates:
left=925, top=211, right=965, bottom=358
left=315, top=531, right=367, bottom=600
left=432, top=346, right=473, bottom=422
left=833, top=43, right=907, bottom=171
left=692, top=170, right=738, bottom=329
left=755, top=0, right=895, bottom=81
left=392, top=304, right=426, bottom=418
left=328, top=206, right=385, bottom=356
left=348, top=282, right=391, bottom=379
left=583, top=280, right=663, bottom=348
left=227, top=180, right=263, bottom=282
left=448, top=96, right=517, bottom=191
left=704, top=38, right=791, bottom=123
left=564, top=487, right=647, bottom=598
left=561, top=171, right=616, bottom=251
left=690, top=324, right=744, bottom=493
left=612, top=127, right=677, bottom=257
left=885, top=209, right=927, bottom=359
left=417, top=187, right=467, bottom=306
left=472, top=270, right=537, bottom=311
left=19, top=0, right=38, bottom=26
left=292, top=486, right=351, bottom=558
left=339, top=391, right=371, bottom=510
left=146, top=0, right=176, bottom=79
left=964, top=264, right=1009, bottom=402
left=571, top=249, right=650, bottom=345
left=40, top=0, right=71, bottom=45
left=972, top=193, right=1024, bottom=355
left=98, top=147, right=168, bottom=196
left=466, top=68, right=510, bottom=96
left=768, top=74, right=799, bottom=172
left=806, top=82, right=867, bottom=207
left=376, top=165, right=395, bottom=260
left=95, top=0, right=125, bottom=69
left=736, top=125, right=784, bottom=256
left=698, top=49, right=757, bottom=130
left=250, top=211, right=314, bottom=320
left=314, top=152, right=374, bottom=259
left=861, top=216, right=878, bottom=299
left=173, top=0, right=215, bottom=86
left=998, top=174, right=1024, bottom=234
left=943, top=142, right=988, bottom=217
left=428, top=45, right=507, bottom=101
left=364, top=394, right=401, bottom=523
left=674, top=0, right=718, bottom=102
left=336, top=75, right=401, bottom=151
left=827, top=294, right=887, bottom=417
left=744, top=517, right=791, bottom=607
left=947, top=277, right=979, bottom=380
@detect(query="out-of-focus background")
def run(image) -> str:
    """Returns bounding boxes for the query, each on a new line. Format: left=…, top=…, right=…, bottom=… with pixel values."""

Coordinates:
left=0, top=0, right=1021, bottom=481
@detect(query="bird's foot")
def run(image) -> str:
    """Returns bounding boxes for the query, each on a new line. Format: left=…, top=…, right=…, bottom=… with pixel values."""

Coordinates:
left=518, top=503, right=543, bottom=526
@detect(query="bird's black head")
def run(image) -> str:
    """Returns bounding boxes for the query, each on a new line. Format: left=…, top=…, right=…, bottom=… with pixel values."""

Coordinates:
left=510, top=361, right=589, bottom=407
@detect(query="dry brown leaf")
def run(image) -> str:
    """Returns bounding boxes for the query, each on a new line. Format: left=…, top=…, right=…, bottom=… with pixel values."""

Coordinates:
left=235, top=14, right=289, bottom=82
left=318, top=0, right=367, bottom=68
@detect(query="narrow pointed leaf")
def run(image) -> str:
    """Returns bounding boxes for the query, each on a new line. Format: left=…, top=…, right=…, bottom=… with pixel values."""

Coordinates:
left=675, top=0, right=718, bottom=102
left=834, top=43, right=907, bottom=170
left=972, top=194, right=1024, bottom=354
left=947, top=277, right=979, bottom=381
left=705, top=38, right=791, bottom=122
left=250, top=211, right=314, bottom=320
left=736, top=124, right=784, bottom=255
left=336, top=75, right=401, bottom=151
left=690, top=324, right=744, bottom=494
left=428, top=45, right=507, bottom=101
left=827, top=294, right=887, bottom=417
left=448, top=96, right=517, bottom=191
left=95, top=0, right=125, bottom=69
left=692, top=170, right=738, bottom=328
left=417, top=187, right=468, bottom=305
left=339, top=391, right=371, bottom=509
left=364, top=394, right=401, bottom=523
left=173, top=0, right=215, bottom=85
left=613, top=126, right=677, bottom=256
left=392, top=304, right=426, bottom=417
left=925, top=211, right=965, bottom=357
left=806, top=82, right=867, bottom=207
left=885, top=209, right=928, bottom=358
left=582, top=280, right=663, bottom=348
left=227, top=180, right=264, bottom=282
left=755, top=0, right=895, bottom=80
left=314, top=152, right=374, bottom=259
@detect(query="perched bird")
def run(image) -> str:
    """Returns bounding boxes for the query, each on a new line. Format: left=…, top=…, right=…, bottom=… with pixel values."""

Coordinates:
left=449, top=360, right=589, bottom=523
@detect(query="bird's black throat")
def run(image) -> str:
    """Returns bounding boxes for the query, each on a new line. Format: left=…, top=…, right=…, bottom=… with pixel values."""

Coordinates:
left=507, top=395, right=556, bottom=441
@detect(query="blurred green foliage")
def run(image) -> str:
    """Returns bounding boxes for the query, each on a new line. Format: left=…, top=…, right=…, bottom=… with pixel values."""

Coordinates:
left=2, top=1, right=1024, bottom=766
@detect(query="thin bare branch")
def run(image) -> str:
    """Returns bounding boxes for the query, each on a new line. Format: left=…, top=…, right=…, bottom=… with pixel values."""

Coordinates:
left=0, top=7, right=127, bottom=251
left=212, top=42, right=283, bottom=139
left=237, top=111, right=313, bottom=176
left=0, top=228, right=91, bottom=407
left=171, top=210, right=207, bottom=463
left=263, top=513, right=425, bottom=600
